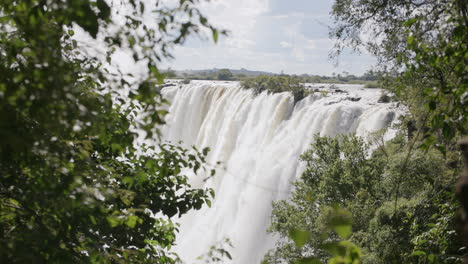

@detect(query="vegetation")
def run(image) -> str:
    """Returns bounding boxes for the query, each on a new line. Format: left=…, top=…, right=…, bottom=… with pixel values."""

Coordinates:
left=265, top=1, right=467, bottom=263
left=217, top=69, right=233, bottom=80
left=264, top=134, right=463, bottom=264
left=240, top=75, right=307, bottom=103
left=169, top=69, right=382, bottom=87
left=331, top=0, right=467, bottom=148
left=0, top=0, right=223, bottom=262
left=0, top=0, right=465, bottom=262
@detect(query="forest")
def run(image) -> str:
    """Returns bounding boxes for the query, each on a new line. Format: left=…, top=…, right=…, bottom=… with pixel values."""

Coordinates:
left=0, top=0, right=466, bottom=263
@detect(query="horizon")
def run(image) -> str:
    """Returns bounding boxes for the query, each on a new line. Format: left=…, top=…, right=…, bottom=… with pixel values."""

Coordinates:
left=166, top=67, right=375, bottom=77
left=163, top=0, right=376, bottom=76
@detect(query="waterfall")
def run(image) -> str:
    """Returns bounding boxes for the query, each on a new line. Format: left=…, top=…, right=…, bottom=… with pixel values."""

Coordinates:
left=161, top=80, right=400, bottom=264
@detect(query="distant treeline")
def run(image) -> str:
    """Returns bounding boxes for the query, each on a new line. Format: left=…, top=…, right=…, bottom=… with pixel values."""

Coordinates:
left=163, top=68, right=381, bottom=88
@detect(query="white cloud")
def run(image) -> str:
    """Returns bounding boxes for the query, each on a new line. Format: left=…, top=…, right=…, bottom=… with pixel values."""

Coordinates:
left=280, top=41, right=292, bottom=48
left=164, top=0, right=376, bottom=75
left=271, top=15, right=289, bottom=19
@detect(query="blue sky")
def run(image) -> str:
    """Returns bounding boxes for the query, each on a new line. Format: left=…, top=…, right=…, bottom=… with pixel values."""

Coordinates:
left=165, top=0, right=376, bottom=75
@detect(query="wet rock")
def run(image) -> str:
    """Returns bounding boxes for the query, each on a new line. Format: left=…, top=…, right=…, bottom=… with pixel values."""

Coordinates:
left=161, top=83, right=176, bottom=88
left=346, top=97, right=361, bottom=102
left=334, top=89, right=347, bottom=93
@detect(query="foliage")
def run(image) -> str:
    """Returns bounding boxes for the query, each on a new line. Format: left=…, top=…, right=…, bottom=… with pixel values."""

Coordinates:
left=196, top=238, right=233, bottom=264
left=0, top=0, right=223, bottom=262
left=163, top=68, right=177, bottom=78
left=265, top=1, right=466, bottom=263
left=331, top=0, right=467, bottom=148
left=217, top=69, right=233, bottom=80
left=363, top=81, right=379, bottom=89
left=377, top=93, right=391, bottom=103
left=396, top=7, right=467, bottom=150
left=240, top=75, right=307, bottom=103
left=177, top=69, right=381, bottom=87
left=263, top=206, right=360, bottom=264
left=264, top=134, right=464, bottom=264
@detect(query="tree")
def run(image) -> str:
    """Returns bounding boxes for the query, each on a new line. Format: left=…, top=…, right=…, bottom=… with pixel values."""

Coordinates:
left=164, top=68, right=177, bottom=78
left=240, top=75, right=306, bottom=103
left=217, top=69, right=233, bottom=80
left=264, top=134, right=463, bottom=264
left=264, top=1, right=466, bottom=263
left=0, top=0, right=223, bottom=262
left=331, top=0, right=467, bottom=148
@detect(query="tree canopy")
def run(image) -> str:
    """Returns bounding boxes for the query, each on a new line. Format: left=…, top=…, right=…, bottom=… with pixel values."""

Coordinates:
left=217, top=69, right=233, bottom=80
left=0, top=0, right=222, bottom=262
left=264, top=1, right=467, bottom=263
left=331, top=0, right=467, bottom=148
left=265, top=134, right=462, bottom=264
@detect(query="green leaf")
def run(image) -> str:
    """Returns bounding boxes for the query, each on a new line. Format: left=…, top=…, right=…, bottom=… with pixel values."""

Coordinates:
left=405, top=18, right=418, bottom=27
left=442, top=122, right=454, bottom=140
left=122, top=176, right=135, bottom=187
left=411, top=251, right=426, bottom=256
left=73, top=4, right=99, bottom=38
left=126, top=215, right=139, bottom=228
left=89, top=215, right=97, bottom=225
left=288, top=228, right=310, bottom=249
left=106, top=216, right=120, bottom=228
left=294, top=257, right=321, bottom=264
left=203, top=147, right=210, bottom=156
left=333, top=224, right=352, bottom=239
left=212, top=28, right=218, bottom=43
left=96, top=0, right=111, bottom=20
left=428, top=254, right=435, bottom=263
left=320, top=242, right=340, bottom=255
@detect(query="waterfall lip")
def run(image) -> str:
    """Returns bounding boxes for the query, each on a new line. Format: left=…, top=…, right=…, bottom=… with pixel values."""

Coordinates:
left=161, top=80, right=405, bottom=264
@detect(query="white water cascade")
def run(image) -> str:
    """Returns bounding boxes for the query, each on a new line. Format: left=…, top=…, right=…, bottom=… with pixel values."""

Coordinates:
left=161, top=80, right=400, bottom=264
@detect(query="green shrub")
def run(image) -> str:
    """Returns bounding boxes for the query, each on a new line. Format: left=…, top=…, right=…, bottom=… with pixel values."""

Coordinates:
left=378, top=93, right=392, bottom=103
left=240, top=75, right=306, bottom=103
left=265, top=134, right=463, bottom=264
left=364, top=81, right=380, bottom=88
left=217, top=69, right=233, bottom=80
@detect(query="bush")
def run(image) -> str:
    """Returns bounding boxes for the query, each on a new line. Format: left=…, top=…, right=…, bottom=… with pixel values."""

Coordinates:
left=217, top=69, right=233, bottom=80
left=240, top=75, right=306, bottom=103
left=364, top=81, right=380, bottom=88
left=265, top=134, right=463, bottom=264
left=378, top=93, right=392, bottom=103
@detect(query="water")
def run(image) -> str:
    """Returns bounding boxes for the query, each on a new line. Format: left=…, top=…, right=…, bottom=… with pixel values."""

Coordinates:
left=161, top=80, right=400, bottom=263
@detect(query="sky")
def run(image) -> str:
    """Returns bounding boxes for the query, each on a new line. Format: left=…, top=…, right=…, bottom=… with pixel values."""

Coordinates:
left=164, top=0, right=376, bottom=76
